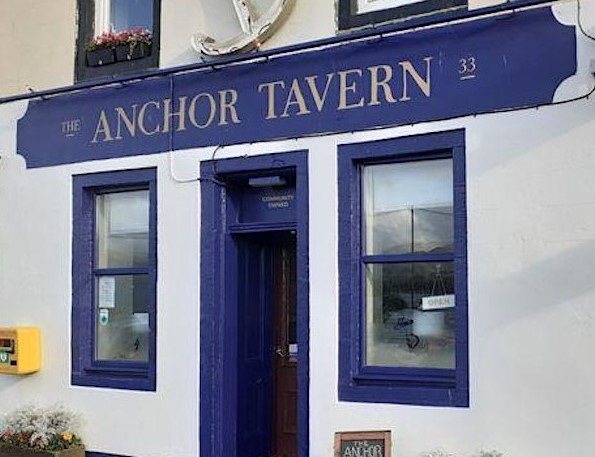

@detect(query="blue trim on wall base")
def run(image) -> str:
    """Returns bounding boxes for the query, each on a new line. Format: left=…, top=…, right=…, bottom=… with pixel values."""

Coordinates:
left=199, top=150, right=310, bottom=457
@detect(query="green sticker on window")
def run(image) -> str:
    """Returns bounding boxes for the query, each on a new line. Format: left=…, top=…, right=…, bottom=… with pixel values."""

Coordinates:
left=99, top=309, right=109, bottom=326
left=0, top=352, right=9, bottom=364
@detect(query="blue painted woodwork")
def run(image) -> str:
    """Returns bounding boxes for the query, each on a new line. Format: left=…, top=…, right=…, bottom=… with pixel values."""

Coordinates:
left=72, top=168, right=157, bottom=391
left=238, top=185, right=296, bottom=225
left=17, top=8, right=575, bottom=168
left=236, top=236, right=274, bottom=457
left=199, top=151, right=309, bottom=457
left=337, top=130, right=468, bottom=407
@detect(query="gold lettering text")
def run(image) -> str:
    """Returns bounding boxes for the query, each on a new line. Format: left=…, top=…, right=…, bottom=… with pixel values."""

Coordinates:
left=91, top=110, right=114, bottom=143
left=399, top=57, right=432, bottom=101
left=367, top=65, right=397, bottom=106
left=338, top=69, right=364, bottom=110
left=258, top=81, right=285, bottom=119
left=218, top=90, right=241, bottom=125
left=189, top=93, right=217, bottom=128
left=281, top=79, right=311, bottom=118
left=114, top=105, right=138, bottom=139
left=305, top=73, right=334, bottom=112
left=163, top=97, right=188, bottom=133
left=138, top=101, right=161, bottom=136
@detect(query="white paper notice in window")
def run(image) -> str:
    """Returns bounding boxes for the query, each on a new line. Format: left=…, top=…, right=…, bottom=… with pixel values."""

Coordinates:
left=98, top=276, right=116, bottom=308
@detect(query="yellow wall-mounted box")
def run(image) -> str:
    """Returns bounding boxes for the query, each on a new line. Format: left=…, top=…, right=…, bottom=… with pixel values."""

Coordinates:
left=0, top=327, right=41, bottom=374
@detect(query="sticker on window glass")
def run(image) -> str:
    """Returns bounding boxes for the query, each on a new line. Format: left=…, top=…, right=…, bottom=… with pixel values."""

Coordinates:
left=99, top=308, right=110, bottom=326
left=98, top=277, right=116, bottom=308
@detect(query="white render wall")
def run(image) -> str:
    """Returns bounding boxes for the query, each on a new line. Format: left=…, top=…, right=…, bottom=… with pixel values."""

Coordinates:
left=0, top=0, right=76, bottom=97
left=2, top=90, right=595, bottom=457
left=0, top=0, right=337, bottom=98
left=1, top=0, right=594, bottom=97
left=1, top=3, right=595, bottom=457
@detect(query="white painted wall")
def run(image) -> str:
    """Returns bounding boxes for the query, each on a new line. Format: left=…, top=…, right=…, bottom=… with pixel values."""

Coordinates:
left=0, top=0, right=76, bottom=97
left=0, top=103, right=203, bottom=456
left=159, top=0, right=336, bottom=68
left=0, top=0, right=337, bottom=98
left=1, top=1, right=595, bottom=457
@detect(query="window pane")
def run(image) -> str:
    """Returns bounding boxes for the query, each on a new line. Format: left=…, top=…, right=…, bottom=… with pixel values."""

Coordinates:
left=96, top=190, right=149, bottom=268
left=363, top=159, right=453, bottom=255
left=365, top=262, right=455, bottom=369
left=110, top=0, right=153, bottom=32
left=96, top=275, right=149, bottom=362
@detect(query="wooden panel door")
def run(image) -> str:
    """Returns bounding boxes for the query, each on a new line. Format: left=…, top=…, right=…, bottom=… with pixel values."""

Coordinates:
left=272, top=235, right=297, bottom=457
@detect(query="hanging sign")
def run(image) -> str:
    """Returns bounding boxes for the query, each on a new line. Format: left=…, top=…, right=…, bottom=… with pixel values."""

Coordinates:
left=16, top=7, right=576, bottom=168
left=421, top=294, right=455, bottom=310
left=334, top=431, right=391, bottom=457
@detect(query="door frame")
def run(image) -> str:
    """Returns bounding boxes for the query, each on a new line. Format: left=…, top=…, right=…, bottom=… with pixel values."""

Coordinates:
left=199, top=150, right=309, bottom=457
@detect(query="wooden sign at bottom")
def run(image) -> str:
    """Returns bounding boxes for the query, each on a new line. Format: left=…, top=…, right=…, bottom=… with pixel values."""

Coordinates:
left=334, top=430, right=391, bottom=457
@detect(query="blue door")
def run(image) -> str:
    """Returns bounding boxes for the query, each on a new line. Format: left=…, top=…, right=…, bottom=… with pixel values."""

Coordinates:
left=236, top=235, right=274, bottom=457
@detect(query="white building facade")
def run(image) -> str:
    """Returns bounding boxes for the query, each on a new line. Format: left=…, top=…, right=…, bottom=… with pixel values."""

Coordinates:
left=1, top=1, right=595, bottom=457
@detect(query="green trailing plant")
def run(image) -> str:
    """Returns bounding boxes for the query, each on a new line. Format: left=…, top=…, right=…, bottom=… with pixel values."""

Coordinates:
left=0, top=405, right=84, bottom=451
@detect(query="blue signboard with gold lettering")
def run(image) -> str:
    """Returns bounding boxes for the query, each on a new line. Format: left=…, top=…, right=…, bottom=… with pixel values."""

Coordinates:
left=17, top=8, right=576, bottom=168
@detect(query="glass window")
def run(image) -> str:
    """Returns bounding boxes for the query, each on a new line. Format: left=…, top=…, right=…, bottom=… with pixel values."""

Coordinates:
left=96, top=191, right=150, bottom=268
left=72, top=169, right=157, bottom=391
left=95, top=0, right=154, bottom=34
left=94, top=190, right=150, bottom=363
left=76, top=0, right=160, bottom=81
left=338, top=130, right=468, bottom=407
left=363, top=160, right=455, bottom=370
left=95, top=275, right=150, bottom=361
left=363, top=160, right=453, bottom=256
left=365, top=262, right=455, bottom=369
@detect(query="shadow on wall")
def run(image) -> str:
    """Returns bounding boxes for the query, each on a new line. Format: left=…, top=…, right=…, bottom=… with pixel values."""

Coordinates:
left=480, top=237, right=595, bottom=329
left=467, top=96, right=595, bottom=177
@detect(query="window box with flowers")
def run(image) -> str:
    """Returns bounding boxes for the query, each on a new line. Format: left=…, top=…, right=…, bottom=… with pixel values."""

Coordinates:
left=85, top=28, right=153, bottom=67
left=0, top=405, right=85, bottom=457
left=114, top=27, right=153, bottom=62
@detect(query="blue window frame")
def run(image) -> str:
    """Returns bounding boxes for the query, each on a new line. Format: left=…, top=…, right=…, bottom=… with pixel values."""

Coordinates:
left=72, top=168, right=157, bottom=391
left=338, top=130, right=468, bottom=407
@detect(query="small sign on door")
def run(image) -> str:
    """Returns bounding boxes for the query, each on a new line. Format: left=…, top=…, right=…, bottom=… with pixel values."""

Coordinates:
left=334, top=431, right=391, bottom=457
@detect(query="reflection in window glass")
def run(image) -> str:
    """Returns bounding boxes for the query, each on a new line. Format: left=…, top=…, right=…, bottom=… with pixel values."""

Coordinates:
left=95, top=0, right=153, bottom=34
left=95, top=275, right=149, bottom=362
left=363, top=159, right=453, bottom=255
left=110, top=0, right=153, bottom=31
left=365, top=262, right=455, bottom=369
left=96, top=190, right=149, bottom=268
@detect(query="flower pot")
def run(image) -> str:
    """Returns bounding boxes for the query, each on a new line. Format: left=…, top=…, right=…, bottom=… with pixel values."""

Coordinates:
left=0, top=447, right=85, bottom=457
left=115, top=42, right=152, bottom=62
left=86, top=48, right=115, bottom=67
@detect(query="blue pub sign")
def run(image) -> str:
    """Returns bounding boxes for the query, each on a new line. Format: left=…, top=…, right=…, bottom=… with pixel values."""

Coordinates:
left=17, top=8, right=575, bottom=168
